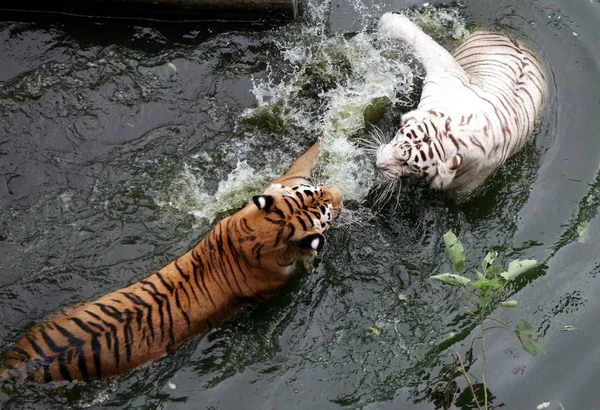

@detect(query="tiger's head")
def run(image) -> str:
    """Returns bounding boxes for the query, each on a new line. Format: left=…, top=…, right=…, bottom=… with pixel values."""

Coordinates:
left=233, top=182, right=343, bottom=276
left=375, top=112, right=463, bottom=190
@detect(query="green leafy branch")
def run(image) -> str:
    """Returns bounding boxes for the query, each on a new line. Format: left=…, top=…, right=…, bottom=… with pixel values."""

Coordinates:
left=430, top=231, right=545, bottom=409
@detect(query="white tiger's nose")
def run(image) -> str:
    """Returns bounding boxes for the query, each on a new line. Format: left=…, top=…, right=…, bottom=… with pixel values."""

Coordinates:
left=376, top=156, right=397, bottom=180
left=377, top=161, right=393, bottom=174
left=376, top=145, right=395, bottom=169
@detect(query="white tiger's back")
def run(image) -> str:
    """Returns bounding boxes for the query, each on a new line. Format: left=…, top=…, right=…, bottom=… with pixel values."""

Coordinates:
left=452, top=32, right=546, bottom=153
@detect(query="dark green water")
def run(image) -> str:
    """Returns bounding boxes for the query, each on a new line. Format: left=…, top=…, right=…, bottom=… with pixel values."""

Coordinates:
left=1, top=0, right=600, bottom=409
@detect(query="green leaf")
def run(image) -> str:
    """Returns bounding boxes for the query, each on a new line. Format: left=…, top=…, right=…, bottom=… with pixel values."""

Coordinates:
left=478, top=296, right=491, bottom=309
left=500, top=259, right=537, bottom=281
left=487, top=263, right=504, bottom=275
left=430, top=273, right=471, bottom=287
left=501, top=300, right=518, bottom=307
left=489, top=279, right=503, bottom=289
left=443, top=231, right=466, bottom=272
left=471, top=279, right=503, bottom=290
left=515, top=319, right=547, bottom=356
left=482, top=250, right=498, bottom=272
left=464, top=308, right=475, bottom=316
left=476, top=271, right=485, bottom=281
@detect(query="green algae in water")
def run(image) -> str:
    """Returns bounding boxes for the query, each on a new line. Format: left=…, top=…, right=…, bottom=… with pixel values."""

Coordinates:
left=363, top=96, right=392, bottom=125
left=240, top=101, right=291, bottom=135
left=404, top=4, right=469, bottom=47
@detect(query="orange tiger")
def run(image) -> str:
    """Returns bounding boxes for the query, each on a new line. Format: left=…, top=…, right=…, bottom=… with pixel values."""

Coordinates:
left=0, top=142, right=342, bottom=387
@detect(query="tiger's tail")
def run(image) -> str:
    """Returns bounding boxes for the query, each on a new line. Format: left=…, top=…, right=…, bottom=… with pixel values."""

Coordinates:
left=377, top=12, right=464, bottom=76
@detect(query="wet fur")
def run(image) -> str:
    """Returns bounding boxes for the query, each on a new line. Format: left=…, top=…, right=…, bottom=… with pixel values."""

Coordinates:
left=0, top=142, right=342, bottom=386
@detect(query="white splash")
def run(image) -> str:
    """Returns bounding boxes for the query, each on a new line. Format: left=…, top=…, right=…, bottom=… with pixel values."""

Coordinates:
left=246, top=25, right=420, bottom=203
left=158, top=3, right=468, bottom=220
left=156, top=161, right=275, bottom=224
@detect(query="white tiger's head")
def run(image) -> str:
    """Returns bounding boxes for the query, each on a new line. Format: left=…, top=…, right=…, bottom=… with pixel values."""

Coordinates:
left=375, top=112, right=463, bottom=190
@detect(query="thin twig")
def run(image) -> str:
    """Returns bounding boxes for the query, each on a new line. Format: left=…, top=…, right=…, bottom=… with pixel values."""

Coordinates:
left=480, top=320, right=489, bottom=409
left=451, top=351, right=482, bottom=410
left=484, top=316, right=515, bottom=331
left=483, top=326, right=512, bottom=332
left=460, top=286, right=479, bottom=308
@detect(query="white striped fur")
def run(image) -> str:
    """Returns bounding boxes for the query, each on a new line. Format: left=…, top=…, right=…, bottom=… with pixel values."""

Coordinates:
left=376, top=13, right=546, bottom=194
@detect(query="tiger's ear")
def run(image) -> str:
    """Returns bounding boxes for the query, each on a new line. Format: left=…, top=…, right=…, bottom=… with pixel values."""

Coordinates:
left=449, top=154, right=463, bottom=170
left=252, top=195, right=274, bottom=211
left=297, top=233, right=325, bottom=252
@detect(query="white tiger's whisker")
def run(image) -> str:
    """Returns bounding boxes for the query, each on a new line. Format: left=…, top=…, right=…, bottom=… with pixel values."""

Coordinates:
left=370, top=125, right=390, bottom=144
left=390, top=184, right=403, bottom=214
left=371, top=177, right=402, bottom=210
left=355, top=138, right=384, bottom=153
left=355, top=126, right=391, bottom=155
left=336, top=212, right=367, bottom=230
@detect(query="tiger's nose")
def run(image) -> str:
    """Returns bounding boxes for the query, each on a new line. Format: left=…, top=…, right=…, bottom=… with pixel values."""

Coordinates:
left=376, top=161, right=397, bottom=180
left=376, top=147, right=396, bottom=172
left=321, top=186, right=343, bottom=218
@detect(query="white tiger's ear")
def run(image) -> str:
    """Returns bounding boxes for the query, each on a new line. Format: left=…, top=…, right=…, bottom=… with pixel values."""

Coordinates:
left=449, top=154, right=463, bottom=170
left=252, top=195, right=274, bottom=211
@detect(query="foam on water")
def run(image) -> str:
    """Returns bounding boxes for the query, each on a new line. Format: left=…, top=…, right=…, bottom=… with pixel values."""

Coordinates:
left=160, top=2, right=468, bottom=221
left=156, top=161, right=276, bottom=224
left=315, top=31, right=418, bottom=200
left=244, top=19, right=421, bottom=202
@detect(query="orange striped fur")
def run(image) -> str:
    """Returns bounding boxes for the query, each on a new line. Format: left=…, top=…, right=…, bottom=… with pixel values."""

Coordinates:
left=0, top=142, right=342, bottom=386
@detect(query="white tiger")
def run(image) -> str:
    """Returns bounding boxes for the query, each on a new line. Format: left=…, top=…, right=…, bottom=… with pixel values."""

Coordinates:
left=375, top=13, right=546, bottom=195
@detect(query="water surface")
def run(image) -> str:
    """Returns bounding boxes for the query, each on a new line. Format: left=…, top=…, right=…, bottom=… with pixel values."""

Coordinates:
left=1, top=0, right=600, bottom=409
